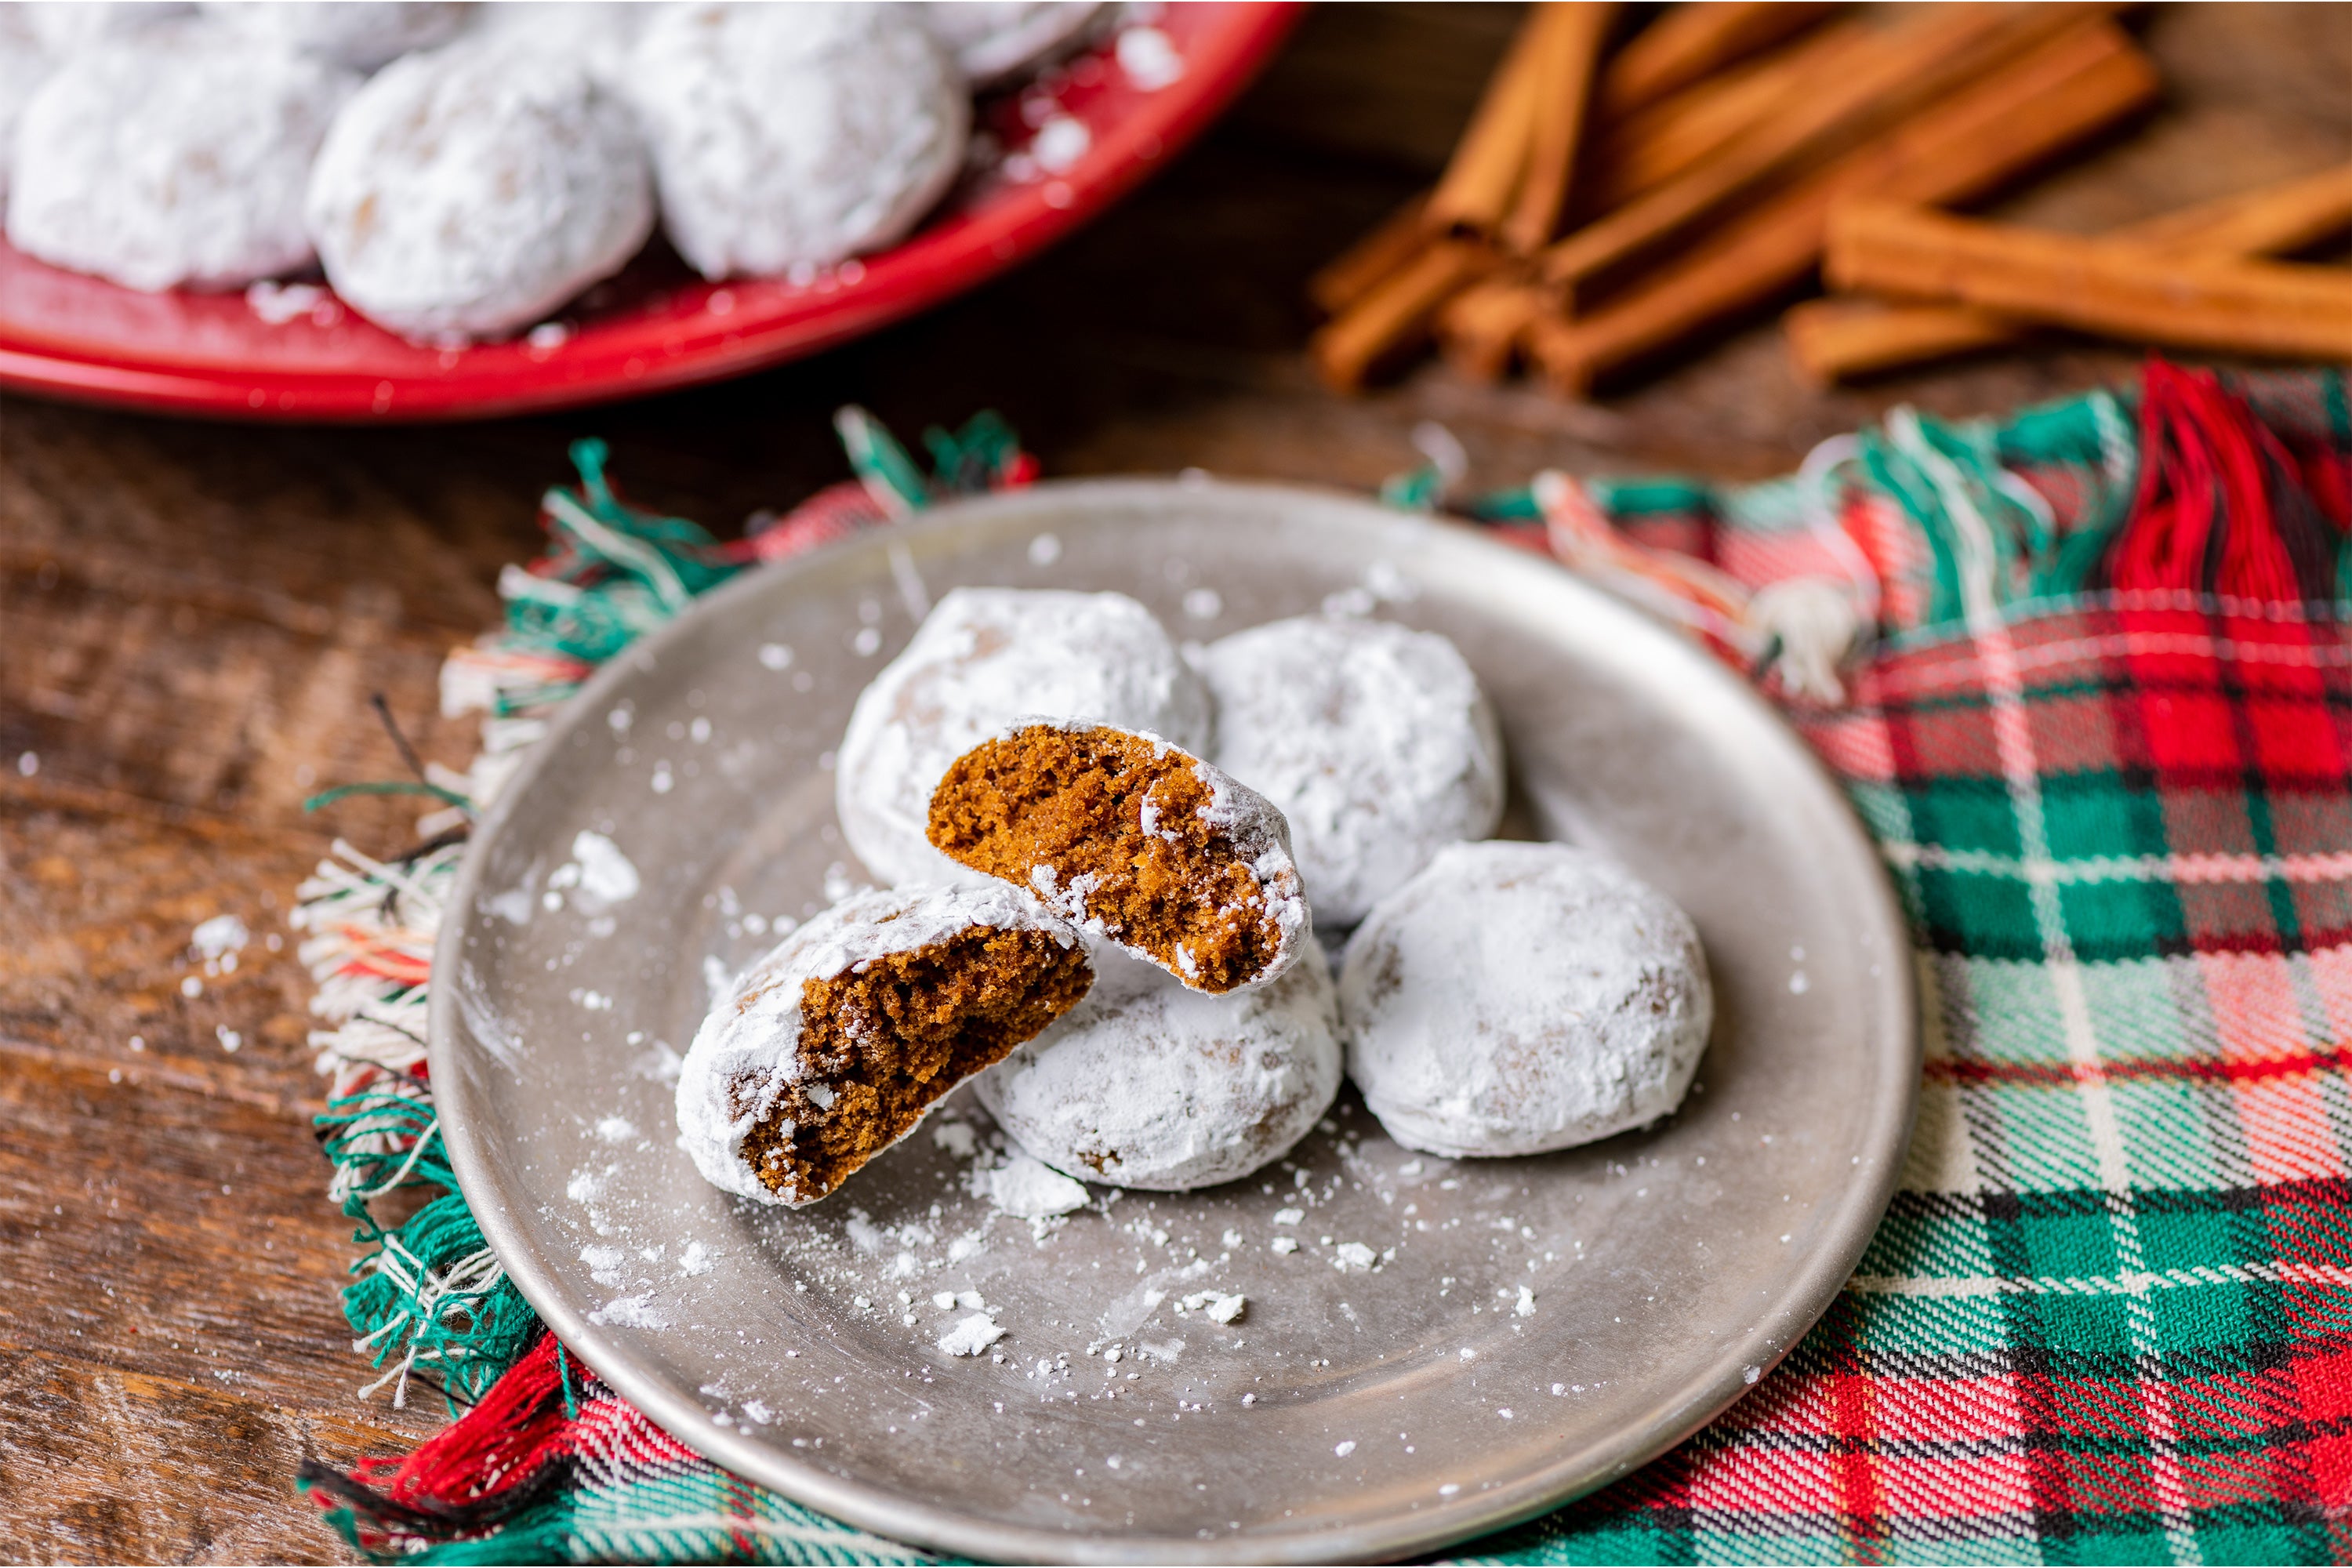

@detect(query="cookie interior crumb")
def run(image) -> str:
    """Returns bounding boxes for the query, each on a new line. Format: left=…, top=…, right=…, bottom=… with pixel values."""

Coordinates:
left=734, top=924, right=1091, bottom=1203
left=927, top=725, right=1286, bottom=993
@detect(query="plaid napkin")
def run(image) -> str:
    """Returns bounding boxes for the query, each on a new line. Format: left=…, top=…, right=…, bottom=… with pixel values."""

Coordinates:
left=303, top=368, right=2352, bottom=1564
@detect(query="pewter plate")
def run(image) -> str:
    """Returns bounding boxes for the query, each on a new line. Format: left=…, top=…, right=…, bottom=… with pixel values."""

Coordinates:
left=433, top=478, right=1918, bottom=1564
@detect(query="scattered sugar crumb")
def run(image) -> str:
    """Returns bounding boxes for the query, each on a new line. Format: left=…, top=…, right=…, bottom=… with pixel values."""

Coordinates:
left=939, top=1314, right=1006, bottom=1356
left=1334, top=1440, right=1356, bottom=1457
left=1271, top=1236, right=1299, bottom=1255
left=1116, top=24, right=1184, bottom=89
left=1334, top=1242, right=1377, bottom=1271
left=245, top=279, right=324, bottom=325
left=567, top=1167, right=609, bottom=1204
left=1030, top=114, right=1089, bottom=173
left=1273, top=1208, right=1304, bottom=1225
left=931, top=1119, right=978, bottom=1158
left=588, top=1294, right=666, bottom=1328
left=983, top=1154, right=1089, bottom=1218
left=1516, top=1286, right=1537, bottom=1317
left=216, top=1025, right=241, bottom=1053
left=594, top=1115, right=637, bottom=1143
left=678, top=1241, right=713, bottom=1277
left=568, top=831, right=641, bottom=913
left=191, top=914, right=250, bottom=960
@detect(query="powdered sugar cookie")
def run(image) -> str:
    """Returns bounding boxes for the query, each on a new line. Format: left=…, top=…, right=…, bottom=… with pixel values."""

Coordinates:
left=305, top=39, right=653, bottom=339
left=978, top=942, right=1341, bottom=1191
left=676, top=883, right=1092, bottom=1208
left=202, top=1, right=470, bottom=70
left=1341, top=840, right=1712, bottom=1158
left=0, top=9, right=53, bottom=212
left=469, top=0, right=641, bottom=84
left=20, top=1, right=189, bottom=53
left=8, top=24, right=355, bottom=290
left=928, top=720, right=1310, bottom=994
left=835, top=587, right=1211, bottom=887
left=920, top=1, right=1099, bottom=85
left=626, top=2, right=966, bottom=278
left=1200, top=615, right=1504, bottom=927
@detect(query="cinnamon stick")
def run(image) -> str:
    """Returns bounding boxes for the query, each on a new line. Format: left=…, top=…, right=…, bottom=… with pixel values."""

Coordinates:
left=1788, top=164, right=2352, bottom=381
left=1539, top=3, right=2120, bottom=296
left=1423, top=8, right=1553, bottom=237
left=1498, top=2, right=1617, bottom=256
left=1437, top=272, right=1552, bottom=380
left=1821, top=201, right=2352, bottom=361
left=2122, top=163, right=2352, bottom=255
left=1526, top=19, right=2160, bottom=394
left=1308, top=194, right=1431, bottom=316
left=1582, top=18, right=1877, bottom=216
left=1309, top=238, right=1494, bottom=392
left=1595, top=0, right=1835, bottom=121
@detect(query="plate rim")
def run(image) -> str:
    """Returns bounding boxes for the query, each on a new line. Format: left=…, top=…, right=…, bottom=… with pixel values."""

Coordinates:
left=431, top=476, right=1921, bottom=1564
left=0, top=4, right=1301, bottom=423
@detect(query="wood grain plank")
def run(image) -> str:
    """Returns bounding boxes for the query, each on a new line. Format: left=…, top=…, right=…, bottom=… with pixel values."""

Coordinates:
left=0, top=1347, right=426, bottom=1565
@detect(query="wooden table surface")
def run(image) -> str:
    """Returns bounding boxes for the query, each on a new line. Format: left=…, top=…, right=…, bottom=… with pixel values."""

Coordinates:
left=2, top=5, right=2345, bottom=1560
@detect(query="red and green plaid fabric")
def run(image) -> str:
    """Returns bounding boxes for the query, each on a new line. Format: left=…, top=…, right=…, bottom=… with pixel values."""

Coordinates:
left=1475, top=593, right=2352, bottom=1566
left=307, top=368, right=2352, bottom=1564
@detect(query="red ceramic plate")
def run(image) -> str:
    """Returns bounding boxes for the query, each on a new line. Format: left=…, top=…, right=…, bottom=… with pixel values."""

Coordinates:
left=0, top=3, right=1297, bottom=422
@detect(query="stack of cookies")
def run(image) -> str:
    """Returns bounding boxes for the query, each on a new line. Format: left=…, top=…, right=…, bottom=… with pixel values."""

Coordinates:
left=676, top=586, right=1713, bottom=1209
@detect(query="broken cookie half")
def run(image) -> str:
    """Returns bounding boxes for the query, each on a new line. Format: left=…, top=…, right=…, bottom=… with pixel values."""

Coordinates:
left=676, top=884, right=1093, bottom=1207
left=927, top=720, right=1310, bottom=994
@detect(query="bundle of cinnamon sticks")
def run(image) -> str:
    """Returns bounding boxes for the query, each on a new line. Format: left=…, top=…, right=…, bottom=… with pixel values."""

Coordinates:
left=1308, top=2, right=2346, bottom=397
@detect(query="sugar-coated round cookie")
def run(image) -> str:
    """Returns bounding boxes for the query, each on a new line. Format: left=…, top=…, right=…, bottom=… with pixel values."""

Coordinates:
left=1341, top=840, right=1712, bottom=1158
left=930, top=720, right=1311, bottom=995
left=20, top=2, right=191, bottom=54
left=677, top=882, right=1091, bottom=1208
left=469, top=0, right=642, bottom=85
left=626, top=2, right=966, bottom=279
left=1198, top=615, right=1505, bottom=927
left=979, top=943, right=1341, bottom=1191
left=202, top=2, right=470, bottom=70
left=836, top=587, right=1213, bottom=887
left=0, top=11, right=53, bottom=211
left=6, top=24, right=355, bottom=291
left=919, top=1, right=1098, bottom=85
left=304, top=40, right=652, bottom=340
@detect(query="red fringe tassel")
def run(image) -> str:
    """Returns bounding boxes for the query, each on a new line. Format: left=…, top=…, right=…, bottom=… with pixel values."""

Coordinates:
left=2103, top=361, right=2345, bottom=602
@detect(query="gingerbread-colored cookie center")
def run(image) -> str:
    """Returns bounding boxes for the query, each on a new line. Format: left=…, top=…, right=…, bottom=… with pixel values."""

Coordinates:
left=733, top=924, right=1091, bottom=1203
left=927, top=726, right=1284, bottom=994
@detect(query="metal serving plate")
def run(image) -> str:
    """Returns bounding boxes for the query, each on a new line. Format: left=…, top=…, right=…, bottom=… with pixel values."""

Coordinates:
left=433, top=478, right=1917, bottom=1564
